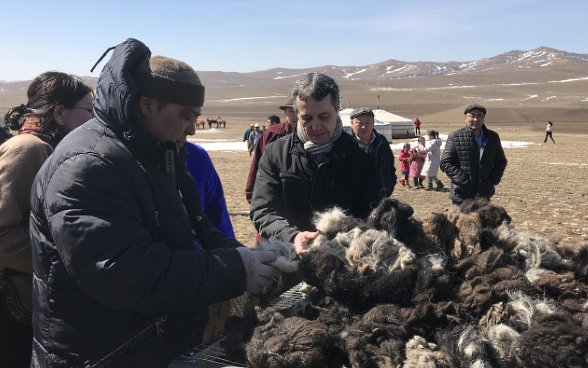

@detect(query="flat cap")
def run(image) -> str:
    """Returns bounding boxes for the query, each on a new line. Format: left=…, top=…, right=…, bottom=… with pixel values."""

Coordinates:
left=350, top=107, right=375, bottom=119
left=279, top=95, right=294, bottom=111
left=464, top=104, right=487, bottom=115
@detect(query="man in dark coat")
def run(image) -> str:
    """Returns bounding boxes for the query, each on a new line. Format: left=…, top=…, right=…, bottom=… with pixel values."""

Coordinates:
left=349, top=106, right=397, bottom=197
left=245, top=95, right=298, bottom=204
left=29, top=39, right=279, bottom=368
left=440, top=104, right=507, bottom=205
left=250, top=73, right=384, bottom=254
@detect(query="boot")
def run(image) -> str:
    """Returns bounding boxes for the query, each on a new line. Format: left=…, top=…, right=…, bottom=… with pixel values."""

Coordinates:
left=418, top=179, right=425, bottom=189
left=435, top=181, right=445, bottom=191
left=425, top=183, right=434, bottom=191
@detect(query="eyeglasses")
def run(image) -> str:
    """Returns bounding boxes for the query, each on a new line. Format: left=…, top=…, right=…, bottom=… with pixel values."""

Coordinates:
left=72, top=107, right=94, bottom=117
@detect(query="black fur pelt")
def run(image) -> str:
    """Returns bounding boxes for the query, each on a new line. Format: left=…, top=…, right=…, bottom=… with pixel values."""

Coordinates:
left=459, top=198, right=512, bottom=228
left=512, top=311, right=588, bottom=368
left=300, top=249, right=419, bottom=312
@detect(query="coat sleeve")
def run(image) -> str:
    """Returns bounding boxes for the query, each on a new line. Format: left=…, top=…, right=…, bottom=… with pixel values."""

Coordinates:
left=355, top=153, right=385, bottom=218
left=250, top=149, right=299, bottom=243
left=488, top=136, right=507, bottom=186
left=0, top=138, right=52, bottom=273
left=40, top=153, right=246, bottom=313
left=200, top=154, right=235, bottom=238
left=440, top=134, right=466, bottom=183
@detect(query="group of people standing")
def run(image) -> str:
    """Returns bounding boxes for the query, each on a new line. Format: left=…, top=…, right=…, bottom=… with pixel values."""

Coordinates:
left=398, top=131, right=445, bottom=191
left=0, top=37, right=509, bottom=368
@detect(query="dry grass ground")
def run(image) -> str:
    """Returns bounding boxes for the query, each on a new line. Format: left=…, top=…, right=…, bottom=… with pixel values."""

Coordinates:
left=196, top=118, right=588, bottom=249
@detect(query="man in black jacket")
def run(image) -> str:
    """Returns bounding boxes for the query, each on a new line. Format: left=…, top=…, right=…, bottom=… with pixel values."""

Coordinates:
left=440, top=104, right=507, bottom=205
left=29, top=39, right=279, bottom=368
left=250, top=73, right=384, bottom=254
left=349, top=106, right=397, bottom=197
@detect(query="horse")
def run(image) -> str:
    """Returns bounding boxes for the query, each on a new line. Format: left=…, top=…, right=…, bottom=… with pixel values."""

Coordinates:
left=207, top=118, right=218, bottom=129
left=216, top=116, right=226, bottom=128
left=195, top=119, right=206, bottom=129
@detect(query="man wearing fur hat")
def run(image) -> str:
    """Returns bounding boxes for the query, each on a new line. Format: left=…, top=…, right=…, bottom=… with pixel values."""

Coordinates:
left=245, top=94, right=299, bottom=204
left=28, top=39, right=280, bottom=368
left=349, top=106, right=397, bottom=197
left=440, top=104, right=507, bottom=205
left=250, top=72, right=384, bottom=253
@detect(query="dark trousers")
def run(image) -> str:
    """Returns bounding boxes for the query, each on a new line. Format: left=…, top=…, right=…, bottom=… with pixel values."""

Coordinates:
left=414, top=126, right=420, bottom=135
left=544, top=131, right=555, bottom=143
left=0, top=293, right=32, bottom=368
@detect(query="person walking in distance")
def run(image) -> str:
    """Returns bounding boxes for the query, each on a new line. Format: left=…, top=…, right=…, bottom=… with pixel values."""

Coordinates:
left=544, top=121, right=555, bottom=143
left=248, top=123, right=263, bottom=156
left=414, top=117, right=421, bottom=135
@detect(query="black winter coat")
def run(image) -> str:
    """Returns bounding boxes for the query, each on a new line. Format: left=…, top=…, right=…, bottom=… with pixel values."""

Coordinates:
left=29, top=39, right=246, bottom=368
left=370, top=131, right=397, bottom=197
left=250, top=132, right=384, bottom=242
left=440, top=125, right=507, bottom=204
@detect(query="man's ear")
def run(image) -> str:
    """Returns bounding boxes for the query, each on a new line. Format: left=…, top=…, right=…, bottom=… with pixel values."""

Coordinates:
left=52, top=104, right=66, bottom=126
left=137, top=96, right=156, bottom=116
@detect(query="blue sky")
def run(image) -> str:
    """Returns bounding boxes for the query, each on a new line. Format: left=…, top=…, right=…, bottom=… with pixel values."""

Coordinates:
left=1, top=0, right=586, bottom=80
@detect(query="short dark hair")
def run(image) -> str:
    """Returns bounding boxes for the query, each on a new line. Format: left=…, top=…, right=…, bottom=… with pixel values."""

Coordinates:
left=267, top=115, right=281, bottom=124
left=4, top=71, right=92, bottom=130
left=292, top=72, right=339, bottom=113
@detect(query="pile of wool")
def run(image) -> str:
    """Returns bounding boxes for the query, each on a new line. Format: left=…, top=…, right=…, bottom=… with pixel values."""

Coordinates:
left=223, top=197, right=588, bottom=368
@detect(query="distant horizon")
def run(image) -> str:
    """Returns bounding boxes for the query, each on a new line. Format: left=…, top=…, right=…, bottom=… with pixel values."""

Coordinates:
left=1, top=0, right=587, bottom=81
left=0, top=45, right=586, bottom=83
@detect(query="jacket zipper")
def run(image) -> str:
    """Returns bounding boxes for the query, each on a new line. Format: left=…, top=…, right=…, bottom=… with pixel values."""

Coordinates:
left=85, top=316, right=167, bottom=368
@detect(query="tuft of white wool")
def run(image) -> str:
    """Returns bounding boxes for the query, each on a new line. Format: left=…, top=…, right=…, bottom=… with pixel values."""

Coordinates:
left=308, top=233, right=328, bottom=248
left=312, top=206, right=348, bottom=234
left=487, top=324, right=519, bottom=363
left=335, top=227, right=364, bottom=249
left=403, top=335, right=444, bottom=368
left=255, top=238, right=299, bottom=273
left=584, top=300, right=588, bottom=311
left=345, top=229, right=415, bottom=274
left=428, top=254, right=446, bottom=274
left=505, top=290, right=535, bottom=329
left=525, top=267, right=547, bottom=283
left=457, top=326, right=489, bottom=362
left=470, top=360, right=492, bottom=368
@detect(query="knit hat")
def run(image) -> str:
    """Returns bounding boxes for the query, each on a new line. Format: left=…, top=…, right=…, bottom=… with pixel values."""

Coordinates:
left=134, top=56, right=205, bottom=107
left=279, top=95, right=294, bottom=111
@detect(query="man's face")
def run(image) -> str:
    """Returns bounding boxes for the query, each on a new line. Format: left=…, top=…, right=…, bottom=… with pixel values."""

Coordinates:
left=283, top=106, right=298, bottom=127
left=296, top=95, right=337, bottom=144
left=267, top=119, right=274, bottom=127
left=138, top=97, right=200, bottom=149
left=465, top=109, right=485, bottom=134
left=351, top=114, right=374, bottom=143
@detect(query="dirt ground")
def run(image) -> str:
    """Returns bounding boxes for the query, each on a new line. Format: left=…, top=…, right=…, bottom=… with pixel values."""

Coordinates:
left=193, top=118, right=588, bottom=249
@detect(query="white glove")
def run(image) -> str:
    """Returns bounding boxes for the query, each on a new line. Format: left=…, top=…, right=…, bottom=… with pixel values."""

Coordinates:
left=236, top=248, right=280, bottom=294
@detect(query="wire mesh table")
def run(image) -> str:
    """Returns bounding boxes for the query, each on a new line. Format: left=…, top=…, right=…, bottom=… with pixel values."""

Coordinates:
left=171, top=284, right=305, bottom=368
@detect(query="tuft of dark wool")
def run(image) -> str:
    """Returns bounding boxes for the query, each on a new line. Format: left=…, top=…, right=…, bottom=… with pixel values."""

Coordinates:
left=459, top=197, right=511, bottom=228
left=367, top=197, right=414, bottom=235
left=300, top=249, right=419, bottom=312
left=245, top=308, right=337, bottom=368
left=512, top=311, right=588, bottom=368
left=458, top=266, right=535, bottom=315
left=435, top=325, right=497, bottom=368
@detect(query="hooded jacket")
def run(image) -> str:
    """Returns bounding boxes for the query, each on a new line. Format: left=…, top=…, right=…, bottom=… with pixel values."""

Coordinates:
left=29, top=39, right=246, bottom=368
left=440, top=124, right=507, bottom=204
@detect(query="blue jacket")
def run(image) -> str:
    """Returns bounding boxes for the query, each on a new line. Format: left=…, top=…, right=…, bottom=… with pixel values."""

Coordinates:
left=29, top=39, right=246, bottom=368
left=185, top=142, right=235, bottom=238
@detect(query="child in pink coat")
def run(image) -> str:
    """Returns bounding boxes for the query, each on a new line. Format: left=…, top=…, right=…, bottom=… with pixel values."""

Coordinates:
left=398, top=143, right=412, bottom=187
left=409, top=137, right=427, bottom=189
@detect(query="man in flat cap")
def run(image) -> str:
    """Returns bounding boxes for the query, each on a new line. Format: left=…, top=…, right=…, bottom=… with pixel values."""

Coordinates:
left=349, top=107, right=397, bottom=197
left=245, top=95, right=299, bottom=204
left=29, top=39, right=280, bottom=367
left=440, top=104, right=507, bottom=205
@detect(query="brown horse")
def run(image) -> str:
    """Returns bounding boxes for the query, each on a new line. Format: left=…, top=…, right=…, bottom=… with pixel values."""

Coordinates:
left=216, top=116, right=226, bottom=128
left=195, top=119, right=206, bottom=129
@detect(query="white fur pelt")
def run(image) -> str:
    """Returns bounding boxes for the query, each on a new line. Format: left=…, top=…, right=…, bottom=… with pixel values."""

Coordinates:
left=255, top=238, right=299, bottom=273
left=344, top=228, right=415, bottom=274
left=402, top=335, right=448, bottom=368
